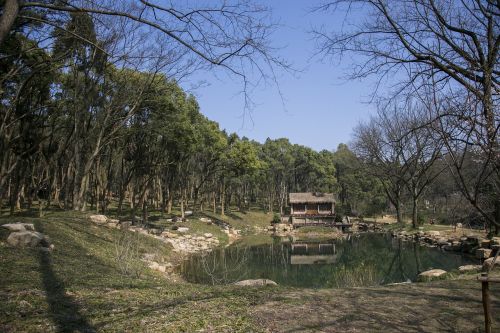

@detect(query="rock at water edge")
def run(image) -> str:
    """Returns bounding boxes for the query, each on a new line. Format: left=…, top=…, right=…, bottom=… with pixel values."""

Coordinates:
left=458, top=265, right=482, bottom=273
left=476, top=248, right=493, bottom=259
left=417, top=269, right=447, bottom=282
left=234, top=279, right=278, bottom=287
left=482, top=257, right=500, bottom=271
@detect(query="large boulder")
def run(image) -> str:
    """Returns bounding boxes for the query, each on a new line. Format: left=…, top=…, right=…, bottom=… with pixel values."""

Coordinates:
left=203, top=233, right=213, bottom=238
left=1, top=223, right=35, bottom=232
left=465, top=236, right=480, bottom=245
left=7, top=231, right=49, bottom=248
left=417, top=269, right=447, bottom=282
left=482, top=257, right=500, bottom=271
left=89, top=215, right=108, bottom=224
left=480, top=239, right=491, bottom=248
left=475, top=248, right=493, bottom=259
left=234, top=279, right=278, bottom=287
left=177, top=227, right=189, bottom=233
left=436, top=238, right=450, bottom=246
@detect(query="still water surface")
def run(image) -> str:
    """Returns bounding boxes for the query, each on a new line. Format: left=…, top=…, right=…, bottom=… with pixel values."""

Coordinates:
left=179, top=233, right=477, bottom=288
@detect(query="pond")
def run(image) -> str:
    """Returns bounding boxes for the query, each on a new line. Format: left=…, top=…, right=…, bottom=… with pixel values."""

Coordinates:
left=179, top=233, right=478, bottom=288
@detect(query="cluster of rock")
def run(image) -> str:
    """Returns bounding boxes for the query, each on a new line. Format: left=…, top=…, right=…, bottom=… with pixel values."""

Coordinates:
left=393, top=230, right=500, bottom=271
left=89, top=214, right=121, bottom=228
left=160, top=232, right=220, bottom=253
left=89, top=214, right=223, bottom=255
left=267, top=223, right=292, bottom=234
left=355, top=222, right=385, bottom=232
left=1, top=223, right=53, bottom=251
left=141, top=253, right=174, bottom=274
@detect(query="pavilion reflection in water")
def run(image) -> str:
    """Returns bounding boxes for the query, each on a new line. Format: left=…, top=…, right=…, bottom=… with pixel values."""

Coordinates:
left=289, top=241, right=338, bottom=265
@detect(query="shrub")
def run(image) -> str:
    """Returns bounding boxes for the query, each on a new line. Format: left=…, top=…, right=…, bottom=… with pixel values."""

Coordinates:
left=272, top=213, right=281, bottom=224
left=114, top=229, right=142, bottom=277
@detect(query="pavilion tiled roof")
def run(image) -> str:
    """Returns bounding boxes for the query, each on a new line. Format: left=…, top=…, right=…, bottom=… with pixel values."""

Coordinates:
left=289, top=192, right=335, bottom=204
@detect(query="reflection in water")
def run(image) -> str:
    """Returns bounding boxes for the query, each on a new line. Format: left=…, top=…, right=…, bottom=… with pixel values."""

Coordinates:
left=180, top=233, right=477, bottom=288
left=290, top=241, right=337, bottom=265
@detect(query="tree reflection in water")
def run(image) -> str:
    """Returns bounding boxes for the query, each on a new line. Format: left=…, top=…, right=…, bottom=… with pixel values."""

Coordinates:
left=180, top=233, right=477, bottom=288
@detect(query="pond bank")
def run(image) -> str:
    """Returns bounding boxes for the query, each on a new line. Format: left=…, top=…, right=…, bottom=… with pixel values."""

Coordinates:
left=179, top=232, right=478, bottom=288
left=392, top=229, right=500, bottom=269
left=1, top=211, right=500, bottom=332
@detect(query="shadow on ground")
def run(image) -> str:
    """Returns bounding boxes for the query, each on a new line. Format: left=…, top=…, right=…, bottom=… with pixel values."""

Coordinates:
left=37, top=224, right=96, bottom=333
left=251, top=280, right=500, bottom=332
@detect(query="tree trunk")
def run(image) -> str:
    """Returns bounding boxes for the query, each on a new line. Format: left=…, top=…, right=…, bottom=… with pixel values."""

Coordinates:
left=220, top=182, right=225, bottom=216
left=395, top=199, right=403, bottom=225
left=412, top=196, right=418, bottom=229
left=0, top=0, right=19, bottom=47
left=212, top=191, right=216, bottom=214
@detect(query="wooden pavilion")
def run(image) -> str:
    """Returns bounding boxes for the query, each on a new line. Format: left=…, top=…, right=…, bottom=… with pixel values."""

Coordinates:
left=288, top=192, right=337, bottom=228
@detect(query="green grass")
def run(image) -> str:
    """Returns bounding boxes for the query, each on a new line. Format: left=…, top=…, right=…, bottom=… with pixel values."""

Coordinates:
left=0, top=210, right=275, bottom=332
left=197, top=209, right=272, bottom=233
left=1, top=209, right=497, bottom=332
left=295, top=226, right=339, bottom=234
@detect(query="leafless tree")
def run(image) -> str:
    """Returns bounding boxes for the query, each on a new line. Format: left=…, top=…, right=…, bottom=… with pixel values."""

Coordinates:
left=353, top=103, right=443, bottom=227
left=2, top=0, right=289, bottom=92
left=314, top=0, right=499, bottom=228
left=352, top=109, right=408, bottom=224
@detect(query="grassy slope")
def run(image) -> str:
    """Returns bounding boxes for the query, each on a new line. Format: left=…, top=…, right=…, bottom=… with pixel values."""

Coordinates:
left=1, top=210, right=499, bottom=332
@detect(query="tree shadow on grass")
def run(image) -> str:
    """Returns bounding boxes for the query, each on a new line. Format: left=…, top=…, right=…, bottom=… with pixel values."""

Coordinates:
left=37, top=250, right=96, bottom=332
left=37, top=225, right=96, bottom=333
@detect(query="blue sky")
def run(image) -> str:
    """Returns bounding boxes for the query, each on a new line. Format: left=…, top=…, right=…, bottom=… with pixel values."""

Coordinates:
left=183, top=1, right=376, bottom=152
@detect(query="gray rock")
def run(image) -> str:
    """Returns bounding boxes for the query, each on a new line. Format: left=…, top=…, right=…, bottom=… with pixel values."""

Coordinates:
left=437, top=238, right=450, bottom=246
left=7, top=231, right=49, bottom=248
left=161, top=231, right=177, bottom=238
left=234, top=279, right=278, bottom=286
left=89, top=215, right=108, bottom=224
left=417, top=269, right=447, bottom=281
left=119, top=221, right=131, bottom=230
left=458, top=265, right=482, bottom=273
left=1, top=223, right=35, bottom=232
left=466, top=236, right=480, bottom=245
left=203, top=233, right=213, bottom=238
left=177, top=227, right=189, bottom=233
left=480, top=239, right=491, bottom=248
left=476, top=248, right=493, bottom=259
left=482, top=257, right=500, bottom=271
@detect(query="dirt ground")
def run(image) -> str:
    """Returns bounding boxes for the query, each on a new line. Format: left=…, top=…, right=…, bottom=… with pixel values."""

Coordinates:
left=251, top=278, right=500, bottom=332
